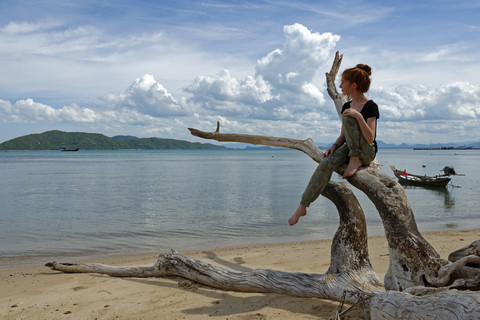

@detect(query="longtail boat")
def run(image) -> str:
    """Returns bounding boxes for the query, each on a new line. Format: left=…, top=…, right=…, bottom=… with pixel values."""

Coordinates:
left=390, top=165, right=451, bottom=188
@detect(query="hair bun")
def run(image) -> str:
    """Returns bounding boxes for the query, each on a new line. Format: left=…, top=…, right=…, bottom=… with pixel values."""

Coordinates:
left=356, top=64, right=372, bottom=76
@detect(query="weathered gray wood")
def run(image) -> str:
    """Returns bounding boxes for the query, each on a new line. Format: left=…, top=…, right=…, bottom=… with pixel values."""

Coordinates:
left=425, top=255, right=480, bottom=286
left=347, top=167, right=442, bottom=290
left=189, top=124, right=323, bottom=163
left=325, top=50, right=349, bottom=116
left=370, top=289, right=480, bottom=319
left=45, top=252, right=480, bottom=319
left=47, top=250, right=380, bottom=303
left=449, top=240, right=480, bottom=263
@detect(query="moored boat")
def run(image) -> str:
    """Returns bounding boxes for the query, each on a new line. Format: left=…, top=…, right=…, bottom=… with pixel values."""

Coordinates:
left=390, top=165, right=451, bottom=188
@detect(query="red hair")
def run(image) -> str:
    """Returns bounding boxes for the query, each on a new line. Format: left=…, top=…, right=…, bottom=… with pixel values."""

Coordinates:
left=342, top=64, right=372, bottom=93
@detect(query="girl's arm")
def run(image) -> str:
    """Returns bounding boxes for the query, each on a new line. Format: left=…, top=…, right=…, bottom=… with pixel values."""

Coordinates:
left=324, top=129, right=346, bottom=158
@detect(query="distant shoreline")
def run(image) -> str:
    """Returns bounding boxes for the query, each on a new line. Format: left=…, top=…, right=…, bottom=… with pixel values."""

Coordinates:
left=2, top=130, right=480, bottom=150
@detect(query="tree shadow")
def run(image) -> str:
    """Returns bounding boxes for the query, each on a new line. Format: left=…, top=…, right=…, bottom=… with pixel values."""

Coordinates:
left=124, top=277, right=346, bottom=319
left=201, top=251, right=252, bottom=272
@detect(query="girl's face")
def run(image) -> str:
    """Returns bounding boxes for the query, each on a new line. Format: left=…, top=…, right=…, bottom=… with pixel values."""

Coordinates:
left=340, top=78, right=355, bottom=95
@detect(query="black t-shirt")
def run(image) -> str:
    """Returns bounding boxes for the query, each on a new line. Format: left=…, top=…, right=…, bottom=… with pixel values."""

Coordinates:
left=341, top=100, right=380, bottom=152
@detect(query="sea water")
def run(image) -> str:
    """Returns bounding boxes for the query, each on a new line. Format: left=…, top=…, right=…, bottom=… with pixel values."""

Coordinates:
left=0, top=148, right=479, bottom=268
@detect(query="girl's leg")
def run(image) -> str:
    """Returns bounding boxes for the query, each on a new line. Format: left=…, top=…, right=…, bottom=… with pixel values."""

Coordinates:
left=289, top=145, right=349, bottom=226
left=342, top=116, right=375, bottom=178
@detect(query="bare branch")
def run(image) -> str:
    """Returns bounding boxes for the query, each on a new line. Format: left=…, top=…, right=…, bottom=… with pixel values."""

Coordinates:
left=449, top=240, right=480, bottom=262
left=325, top=51, right=349, bottom=117
left=425, top=255, right=480, bottom=286
left=189, top=121, right=323, bottom=163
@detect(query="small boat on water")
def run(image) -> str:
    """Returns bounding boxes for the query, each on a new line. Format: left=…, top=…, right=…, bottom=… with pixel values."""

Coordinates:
left=390, top=165, right=451, bottom=188
left=61, top=147, right=79, bottom=152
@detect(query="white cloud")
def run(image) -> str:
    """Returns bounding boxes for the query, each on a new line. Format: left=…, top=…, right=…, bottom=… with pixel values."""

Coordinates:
left=256, top=24, right=339, bottom=83
left=379, top=119, right=479, bottom=145
left=0, top=18, right=248, bottom=104
left=421, top=43, right=473, bottom=63
left=102, top=74, right=190, bottom=117
left=0, top=20, right=61, bottom=34
left=186, top=24, right=340, bottom=120
left=185, top=69, right=275, bottom=116
left=1, top=75, right=480, bottom=145
left=371, top=82, right=480, bottom=121
left=1, top=21, right=479, bottom=146
left=0, top=19, right=104, bottom=58
left=0, top=99, right=97, bottom=123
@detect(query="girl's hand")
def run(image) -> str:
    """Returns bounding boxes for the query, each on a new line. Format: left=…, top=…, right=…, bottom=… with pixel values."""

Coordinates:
left=342, top=108, right=361, bottom=119
left=323, top=145, right=337, bottom=158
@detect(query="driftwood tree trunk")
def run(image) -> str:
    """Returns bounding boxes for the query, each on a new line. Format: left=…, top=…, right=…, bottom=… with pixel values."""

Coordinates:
left=46, top=52, right=480, bottom=319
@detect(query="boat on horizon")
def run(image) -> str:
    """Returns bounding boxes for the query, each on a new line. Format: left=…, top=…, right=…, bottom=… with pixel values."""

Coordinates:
left=61, top=147, right=79, bottom=152
left=441, top=146, right=472, bottom=150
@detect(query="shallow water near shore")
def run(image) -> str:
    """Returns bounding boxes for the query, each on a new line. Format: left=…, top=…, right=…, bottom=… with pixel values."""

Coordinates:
left=1, top=148, right=479, bottom=268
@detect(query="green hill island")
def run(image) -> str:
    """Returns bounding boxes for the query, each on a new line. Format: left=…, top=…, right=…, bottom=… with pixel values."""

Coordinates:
left=0, top=130, right=225, bottom=150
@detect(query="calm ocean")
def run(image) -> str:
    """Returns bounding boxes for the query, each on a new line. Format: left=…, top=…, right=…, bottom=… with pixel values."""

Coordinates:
left=1, top=148, right=479, bottom=268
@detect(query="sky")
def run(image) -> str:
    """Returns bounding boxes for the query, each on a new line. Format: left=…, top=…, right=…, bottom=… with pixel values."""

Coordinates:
left=1, top=0, right=479, bottom=145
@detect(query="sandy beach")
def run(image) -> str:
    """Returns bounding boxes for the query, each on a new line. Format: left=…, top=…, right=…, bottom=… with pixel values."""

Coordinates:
left=1, top=229, right=479, bottom=320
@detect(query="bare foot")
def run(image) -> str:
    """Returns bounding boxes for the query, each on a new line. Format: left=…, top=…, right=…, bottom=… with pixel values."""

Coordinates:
left=342, top=157, right=362, bottom=179
left=288, top=205, right=306, bottom=226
